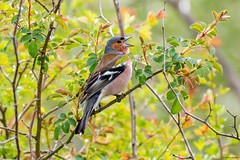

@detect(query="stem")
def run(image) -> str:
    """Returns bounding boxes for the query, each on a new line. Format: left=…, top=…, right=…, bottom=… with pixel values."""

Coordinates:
left=12, top=0, right=24, bottom=158
left=129, top=93, right=137, bottom=159
left=113, top=0, right=125, bottom=36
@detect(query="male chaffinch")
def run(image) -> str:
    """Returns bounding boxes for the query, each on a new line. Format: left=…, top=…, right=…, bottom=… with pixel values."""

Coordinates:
left=75, top=36, right=133, bottom=134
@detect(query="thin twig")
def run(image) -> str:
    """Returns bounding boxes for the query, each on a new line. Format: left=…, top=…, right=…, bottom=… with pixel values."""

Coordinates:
left=129, top=93, right=137, bottom=159
left=113, top=0, right=124, bottom=36
left=0, top=136, right=16, bottom=145
left=0, top=126, right=36, bottom=139
left=29, top=110, right=37, bottom=160
left=12, top=0, right=24, bottom=158
left=146, top=82, right=195, bottom=159
left=98, top=0, right=114, bottom=36
left=0, top=66, right=12, bottom=83
left=173, top=154, right=192, bottom=159
left=158, top=131, right=180, bottom=159
left=35, top=0, right=50, bottom=12
left=16, top=61, right=29, bottom=87
left=32, top=56, right=39, bottom=81
left=0, top=105, right=9, bottom=139
left=40, top=131, right=75, bottom=160
left=227, top=110, right=239, bottom=138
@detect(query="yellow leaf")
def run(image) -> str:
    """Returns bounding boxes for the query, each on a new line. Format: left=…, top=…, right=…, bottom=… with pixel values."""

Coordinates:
left=0, top=53, right=9, bottom=66
left=219, top=85, right=230, bottom=95
left=138, top=24, right=152, bottom=40
left=55, top=15, right=67, bottom=30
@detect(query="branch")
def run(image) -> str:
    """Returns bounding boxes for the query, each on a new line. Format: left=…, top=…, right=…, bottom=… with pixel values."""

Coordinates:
left=113, top=0, right=124, bottom=36
left=35, top=0, right=63, bottom=158
left=0, top=126, right=36, bottom=139
left=12, top=0, right=25, bottom=158
left=129, top=92, right=137, bottom=159
left=98, top=0, right=114, bottom=36
left=0, top=66, right=12, bottom=83
left=40, top=131, right=75, bottom=160
left=0, top=105, right=9, bottom=139
left=227, top=110, right=239, bottom=139
left=35, top=0, right=50, bottom=12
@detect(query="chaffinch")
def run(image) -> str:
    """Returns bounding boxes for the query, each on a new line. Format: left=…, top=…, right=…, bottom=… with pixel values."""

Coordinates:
left=75, top=36, right=133, bottom=134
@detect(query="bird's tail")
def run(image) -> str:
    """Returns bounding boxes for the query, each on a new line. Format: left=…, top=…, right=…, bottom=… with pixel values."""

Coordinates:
left=75, top=93, right=100, bottom=134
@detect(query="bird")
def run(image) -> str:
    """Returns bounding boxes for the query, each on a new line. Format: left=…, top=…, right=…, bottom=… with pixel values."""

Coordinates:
left=75, top=36, right=133, bottom=134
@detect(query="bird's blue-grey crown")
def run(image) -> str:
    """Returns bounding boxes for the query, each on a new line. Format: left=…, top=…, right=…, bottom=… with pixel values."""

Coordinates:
left=104, top=36, right=132, bottom=54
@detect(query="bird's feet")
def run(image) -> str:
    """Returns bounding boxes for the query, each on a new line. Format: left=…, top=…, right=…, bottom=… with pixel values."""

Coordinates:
left=114, top=93, right=126, bottom=102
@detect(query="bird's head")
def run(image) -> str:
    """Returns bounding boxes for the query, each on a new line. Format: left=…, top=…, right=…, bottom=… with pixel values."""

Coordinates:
left=104, top=36, right=133, bottom=55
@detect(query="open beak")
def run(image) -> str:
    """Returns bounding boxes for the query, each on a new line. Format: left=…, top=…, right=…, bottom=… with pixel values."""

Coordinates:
left=124, top=36, right=134, bottom=47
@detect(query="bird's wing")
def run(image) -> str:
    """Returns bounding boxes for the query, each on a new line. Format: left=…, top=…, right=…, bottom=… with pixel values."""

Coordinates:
left=79, top=65, right=126, bottom=103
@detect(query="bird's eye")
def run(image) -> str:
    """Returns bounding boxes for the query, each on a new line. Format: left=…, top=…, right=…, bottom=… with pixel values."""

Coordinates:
left=117, top=40, right=121, bottom=43
left=120, top=37, right=125, bottom=40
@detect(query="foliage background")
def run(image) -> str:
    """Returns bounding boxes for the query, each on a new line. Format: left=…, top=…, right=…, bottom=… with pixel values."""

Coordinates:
left=0, top=0, right=240, bottom=159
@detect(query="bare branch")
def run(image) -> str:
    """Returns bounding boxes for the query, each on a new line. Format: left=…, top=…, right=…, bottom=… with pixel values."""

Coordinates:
left=129, top=93, right=137, bottom=159
left=145, top=82, right=195, bottom=159
left=0, top=136, right=16, bottom=145
left=0, top=126, right=36, bottom=139
left=40, top=131, right=75, bottom=160
left=113, top=0, right=124, bottom=36
left=173, top=154, right=192, bottom=159
left=0, top=105, right=9, bottom=139
left=12, top=0, right=25, bottom=158
left=227, top=110, right=239, bottom=139
left=0, top=66, right=12, bottom=83
left=98, top=0, right=114, bottom=36
left=35, top=0, right=50, bottom=12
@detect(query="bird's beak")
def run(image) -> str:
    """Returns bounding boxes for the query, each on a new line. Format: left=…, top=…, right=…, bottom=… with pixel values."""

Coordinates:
left=124, top=36, right=134, bottom=47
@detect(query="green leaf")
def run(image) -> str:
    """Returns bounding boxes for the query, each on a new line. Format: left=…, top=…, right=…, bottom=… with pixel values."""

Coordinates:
left=44, top=63, right=49, bottom=73
left=32, top=29, right=42, bottom=33
left=47, top=93, right=63, bottom=100
left=54, top=125, right=61, bottom=140
left=144, top=65, right=153, bottom=77
left=180, top=90, right=189, bottom=100
left=68, top=118, right=76, bottom=126
left=21, top=28, right=31, bottom=34
left=213, top=61, right=223, bottom=74
left=33, top=33, right=45, bottom=42
left=166, top=90, right=175, bottom=101
left=60, top=113, right=67, bottom=119
left=197, top=67, right=205, bottom=78
left=62, top=121, right=70, bottom=133
left=135, top=69, right=142, bottom=78
left=190, top=22, right=206, bottom=33
left=139, top=74, right=147, bottom=85
left=171, top=99, right=182, bottom=114
left=153, top=55, right=164, bottom=63
left=28, top=41, right=38, bottom=58
left=86, top=57, right=97, bottom=66
left=54, top=118, right=64, bottom=126
left=58, top=100, right=67, bottom=107
left=89, top=61, right=98, bottom=73
left=20, top=34, right=31, bottom=43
